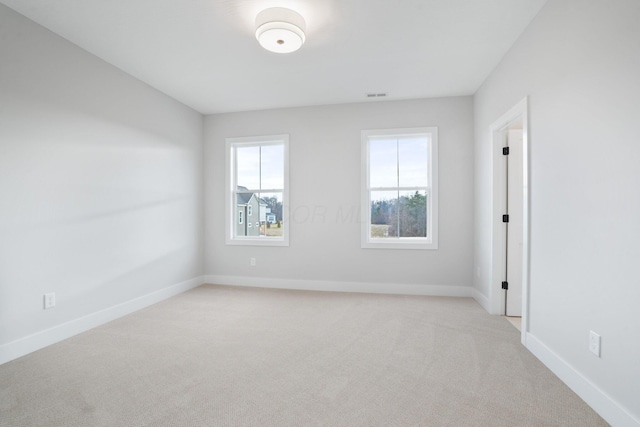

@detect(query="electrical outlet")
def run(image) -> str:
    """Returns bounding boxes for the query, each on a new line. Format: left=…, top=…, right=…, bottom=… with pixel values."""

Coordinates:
left=250, top=257, right=256, bottom=267
left=589, top=331, right=601, bottom=357
left=43, top=292, right=56, bottom=309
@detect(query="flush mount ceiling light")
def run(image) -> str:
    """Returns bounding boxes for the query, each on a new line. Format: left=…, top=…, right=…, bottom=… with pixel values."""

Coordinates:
left=255, top=7, right=306, bottom=54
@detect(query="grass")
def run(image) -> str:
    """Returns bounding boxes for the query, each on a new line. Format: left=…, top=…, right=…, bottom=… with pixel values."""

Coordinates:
left=261, top=225, right=283, bottom=237
left=370, top=224, right=390, bottom=238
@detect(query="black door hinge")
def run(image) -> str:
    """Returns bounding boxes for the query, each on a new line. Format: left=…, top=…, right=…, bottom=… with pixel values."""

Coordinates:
left=502, top=214, right=509, bottom=223
left=502, top=281, right=509, bottom=290
left=503, top=147, right=510, bottom=155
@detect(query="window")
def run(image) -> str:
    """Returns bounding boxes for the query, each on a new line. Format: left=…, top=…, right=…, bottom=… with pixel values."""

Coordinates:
left=226, top=135, right=289, bottom=246
left=361, top=127, right=438, bottom=249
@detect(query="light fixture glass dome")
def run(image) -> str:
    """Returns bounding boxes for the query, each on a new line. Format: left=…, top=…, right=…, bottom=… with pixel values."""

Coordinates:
left=255, top=7, right=306, bottom=54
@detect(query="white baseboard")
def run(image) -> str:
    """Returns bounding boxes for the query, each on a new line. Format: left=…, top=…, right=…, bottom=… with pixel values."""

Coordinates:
left=204, top=275, right=472, bottom=297
left=472, top=288, right=491, bottom=313
left=0, top=276, right=204, bottom=366
left=526, top=333, right=640, bottom=427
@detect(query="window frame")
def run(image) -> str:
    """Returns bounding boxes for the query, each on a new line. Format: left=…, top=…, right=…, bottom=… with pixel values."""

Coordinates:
left=361, top=127, right=438, bottom=250
left=225, top=134, right=289, bottom=247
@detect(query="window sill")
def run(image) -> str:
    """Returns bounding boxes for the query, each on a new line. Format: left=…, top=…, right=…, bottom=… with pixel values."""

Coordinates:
left=361, top=239, right=437, bottom=250
left=226, top=237, right=289, bottom=247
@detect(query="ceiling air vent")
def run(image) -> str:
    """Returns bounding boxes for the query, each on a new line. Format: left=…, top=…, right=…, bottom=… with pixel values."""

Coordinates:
left=366, top=93, right=388, bottom=98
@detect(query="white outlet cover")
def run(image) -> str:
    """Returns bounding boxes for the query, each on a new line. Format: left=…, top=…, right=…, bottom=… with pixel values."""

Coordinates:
left=44, top=292, right=56, bottom=309
left=589, top=331, right=601, bottom=357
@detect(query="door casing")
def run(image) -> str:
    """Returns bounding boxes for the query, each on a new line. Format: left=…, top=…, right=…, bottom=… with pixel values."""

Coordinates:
left=489, top=97, right=530, bottom=344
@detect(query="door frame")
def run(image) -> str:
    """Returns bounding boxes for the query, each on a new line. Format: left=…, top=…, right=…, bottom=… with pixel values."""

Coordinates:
left=490, top=97, right=529, bottom=345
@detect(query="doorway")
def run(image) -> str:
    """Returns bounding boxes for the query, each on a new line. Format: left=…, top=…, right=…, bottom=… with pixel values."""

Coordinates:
left=490, top=98, right=529, bottom=344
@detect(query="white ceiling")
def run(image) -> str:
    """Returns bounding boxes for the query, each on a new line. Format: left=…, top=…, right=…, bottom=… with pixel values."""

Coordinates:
left=1, top=0, right=547, bottom=114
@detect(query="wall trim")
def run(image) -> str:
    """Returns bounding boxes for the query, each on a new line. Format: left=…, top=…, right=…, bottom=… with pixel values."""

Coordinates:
left=205, top=275, right=472, bottom=297
left=0, top=276, right=205, bottom=366
left=472, top=288, right=491, bottom=313
left=526, top=333, right=640, bottom=427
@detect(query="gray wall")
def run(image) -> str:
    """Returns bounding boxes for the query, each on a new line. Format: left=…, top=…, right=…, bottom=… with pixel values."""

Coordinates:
left=473, top=0, right=640, bottom=423
left=205, top=97, right=474, bottom=293
left=0, top=5, right=204, bottom=358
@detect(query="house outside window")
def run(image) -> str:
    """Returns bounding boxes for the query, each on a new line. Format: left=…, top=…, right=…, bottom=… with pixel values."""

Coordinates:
left=361, top=127, right=438, bottom=249
left=266, top=213, right=276, bottom=224
left=226, top=135, right=289, bottom=246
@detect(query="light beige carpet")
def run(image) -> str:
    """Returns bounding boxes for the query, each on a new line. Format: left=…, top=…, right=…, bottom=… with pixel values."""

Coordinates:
left=0, top=284, right=608, bottom=426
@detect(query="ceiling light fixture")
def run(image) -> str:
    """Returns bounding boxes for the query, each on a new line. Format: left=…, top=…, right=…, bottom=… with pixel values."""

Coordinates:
left=255, top=7, right=306, bottom=54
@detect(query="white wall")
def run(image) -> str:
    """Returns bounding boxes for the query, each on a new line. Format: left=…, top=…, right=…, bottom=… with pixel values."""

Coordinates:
left=205, top=97, right=474, bottom=295
left=0, top=5, right=204, bottom=363
left=473, top=0, right=640, bottom=425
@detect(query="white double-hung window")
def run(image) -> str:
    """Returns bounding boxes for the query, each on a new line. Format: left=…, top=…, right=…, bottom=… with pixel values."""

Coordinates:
left=361, top=127, right=438, bottom=249
left=226, top=134, right=289, bottom=246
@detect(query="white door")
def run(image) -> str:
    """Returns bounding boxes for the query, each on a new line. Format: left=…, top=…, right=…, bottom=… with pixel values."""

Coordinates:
left=506, top=129, right=523, bottom=316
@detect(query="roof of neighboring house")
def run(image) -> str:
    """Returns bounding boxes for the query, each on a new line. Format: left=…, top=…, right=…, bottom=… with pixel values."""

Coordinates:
left=237, top=193, right=253, bottom=205
left=236, top=186, right=267, bottom=206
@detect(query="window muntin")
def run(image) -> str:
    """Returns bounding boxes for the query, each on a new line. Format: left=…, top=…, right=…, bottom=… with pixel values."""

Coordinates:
left=362, top=128, right=438, bottom=249
left=226, top=135, right=289, bottom=246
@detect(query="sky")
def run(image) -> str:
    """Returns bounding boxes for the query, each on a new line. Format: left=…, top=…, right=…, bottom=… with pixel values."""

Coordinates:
left=369, top=136, right=429, bottom=190
left=236, top=143, right=284, bottom=191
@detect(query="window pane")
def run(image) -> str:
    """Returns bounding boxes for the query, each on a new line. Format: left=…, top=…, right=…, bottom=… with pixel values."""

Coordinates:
left=361, top=127, right=437, bottom=249
left=228, top=135, right=289, bottom=246
left=369, top=138, right=398, bottom=188
left=398, top=190, right=427, bottom=238
left=259, top=192, right=283, bottom=237
left=370, top=190, right=398, bottom=238
left=261, top=144, right=284, bottom=190
left=398, top=136, right=428, bottom=187
left=236, top=146, right=260, bottom=190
